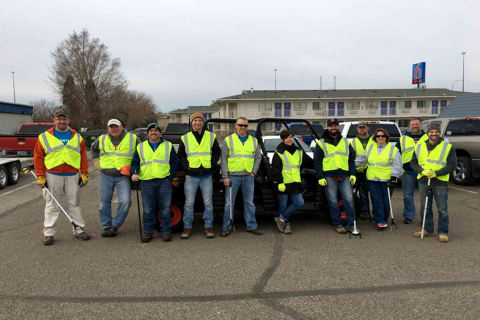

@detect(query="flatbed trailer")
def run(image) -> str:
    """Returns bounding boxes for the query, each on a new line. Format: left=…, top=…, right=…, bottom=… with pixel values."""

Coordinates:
left=0, top=156, right=33, bottom=189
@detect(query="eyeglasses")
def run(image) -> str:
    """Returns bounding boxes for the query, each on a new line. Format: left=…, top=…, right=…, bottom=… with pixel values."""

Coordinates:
left=376, top=135, right=386, bottom=138
left=237, top=124, right=248, bottom=127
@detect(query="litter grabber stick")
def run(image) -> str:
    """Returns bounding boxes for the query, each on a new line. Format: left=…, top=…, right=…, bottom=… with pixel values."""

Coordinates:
left=228, top=186, right=235, bottom=232
left=24, top=168, right=84, bottom=233
left=387, top=186, right=398, bottom=230
left=349, top=215, right=362, bottom=239
left=136, top=188, right=144, bottom=243
left=421, top=178, right=431, bottom=239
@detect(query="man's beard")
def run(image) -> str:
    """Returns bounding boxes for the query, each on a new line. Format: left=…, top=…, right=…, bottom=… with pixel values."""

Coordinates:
left=330, top=130, right=339, bottom=136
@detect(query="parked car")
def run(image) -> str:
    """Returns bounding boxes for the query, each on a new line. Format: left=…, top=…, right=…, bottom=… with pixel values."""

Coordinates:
left=422, top=117, right=480, bottom=185
left=0, top=123, right=54, bottom=156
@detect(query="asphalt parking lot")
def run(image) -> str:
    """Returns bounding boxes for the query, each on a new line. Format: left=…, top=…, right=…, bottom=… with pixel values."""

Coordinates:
left=1, top=170, right=480, bottom=320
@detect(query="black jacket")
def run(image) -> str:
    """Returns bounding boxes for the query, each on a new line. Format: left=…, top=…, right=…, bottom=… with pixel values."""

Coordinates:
left=177, top=130, right=221, bottom=176
left=314, top=129, right=356, bottom=179
left=271, top=142, right=313, bottom=194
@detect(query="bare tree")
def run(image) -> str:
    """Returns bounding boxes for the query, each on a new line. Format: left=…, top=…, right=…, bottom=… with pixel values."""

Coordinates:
left=31, top=99, right=58, bottom=122
left=49, top=29, right=126, bottom=128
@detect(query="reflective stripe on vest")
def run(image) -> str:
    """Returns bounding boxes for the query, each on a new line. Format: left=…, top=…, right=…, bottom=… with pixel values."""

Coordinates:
left=366, top=143, right=397, bottom=180
left=317, top=138, right=349, bottom=172
left=226, top=134, right=257, bottom=173
left=137, top=140, right=172, bottom=180
left=39, top=131, right=82, bottom=169
left=415, top=140, right=452, bottom=182
left=181, top=131, right=215, bottom=169
left=99, top=133, right=135, bottom=170
left=278, top=149, right=303, bottom=184
left=400, top=135, right=416, bottom=164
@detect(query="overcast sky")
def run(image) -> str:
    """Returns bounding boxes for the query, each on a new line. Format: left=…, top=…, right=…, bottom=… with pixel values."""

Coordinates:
left=1, top=0, right=478, bottom=112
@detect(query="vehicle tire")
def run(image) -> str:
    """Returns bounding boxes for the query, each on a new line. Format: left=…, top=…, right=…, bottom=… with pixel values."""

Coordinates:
left=0, top=166, right=7, bottom=190
left=453, top=156, right=473, bottom=185
left=7, top=162, right=21, bottom=185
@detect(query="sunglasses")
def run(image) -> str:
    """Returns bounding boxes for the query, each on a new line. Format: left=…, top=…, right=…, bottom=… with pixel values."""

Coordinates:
left=237, top=124, right=248, bottom=127
left=376, top=135, right=386, bottom=138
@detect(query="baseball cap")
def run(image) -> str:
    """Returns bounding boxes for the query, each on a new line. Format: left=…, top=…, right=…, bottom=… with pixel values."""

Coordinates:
left=107, top=119, right=122, bottom=127
left=326, top=118, right=339, bottom=126
left=358, top=121, right=367, bottom=128
left=53, top=107, right=69, bottom=118
left=147, top=123, right=161, bottom=132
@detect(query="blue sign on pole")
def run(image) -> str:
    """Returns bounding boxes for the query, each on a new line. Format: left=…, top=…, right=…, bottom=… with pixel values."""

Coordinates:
left=412, top=62, right=426, bottom=84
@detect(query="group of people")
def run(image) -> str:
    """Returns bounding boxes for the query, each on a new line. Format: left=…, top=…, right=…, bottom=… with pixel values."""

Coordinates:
left=33, top=108, right=456, bottom=245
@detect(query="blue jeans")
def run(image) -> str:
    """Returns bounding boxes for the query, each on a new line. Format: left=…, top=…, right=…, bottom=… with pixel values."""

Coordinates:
left=401, top=172, right=417, bottom=220
left=222, top=175, right=257, bottom=231
left=277, top=192, right=304, bottom=223
left=367, top=181, right=393, bottom=225
left=183, top=175, right=214, bottom=229
left=419, top=183, right=449, bottom=234
left=98, top=172, right=132, bottom=229
left=324, top=177, right=355, bottom=228
left=140, top=178, right=172, bottom=234
left=356, top=172, right=370, bottom=214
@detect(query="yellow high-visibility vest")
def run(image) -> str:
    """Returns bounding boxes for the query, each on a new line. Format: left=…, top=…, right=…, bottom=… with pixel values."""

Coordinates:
left=351, top=136, right=373, bottom=172
left=399, top=135, right=416, bottom=164
left=366, top=143, right=398, bottom=180
left=317, top=138, right=349, bottom=172
left=277, top=149, right=303, bottom=184
left=137, top=140, right=172, bottom=180
left=99, top=132, right=136, bottom=170
left=415, top=140, right=452, bottom=182
left=225, top=134, right=257, bottom=173
left=39, top=131, right=82, bottom=169
left=181, top=131, right=216, bottom=169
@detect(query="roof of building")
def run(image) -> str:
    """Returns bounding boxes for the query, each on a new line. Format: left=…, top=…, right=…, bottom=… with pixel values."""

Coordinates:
left=218, top=88, right=463, bottom=101
left=169, top=105, right=219, bottom=114
left=0, top=101, right=33, bottom=115
left=438, top=92, right=480, bottom=118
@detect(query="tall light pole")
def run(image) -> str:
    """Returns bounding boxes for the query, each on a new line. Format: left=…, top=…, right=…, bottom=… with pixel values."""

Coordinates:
left=274, top=68, right=277, bottom=91
left=462, top=52, right=466, bottom=92
left=12, top=71, right=16, bottom=103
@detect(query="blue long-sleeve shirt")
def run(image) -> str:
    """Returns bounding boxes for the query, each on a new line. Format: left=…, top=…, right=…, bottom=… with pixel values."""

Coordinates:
left=131, top=139, right=178, bottom=181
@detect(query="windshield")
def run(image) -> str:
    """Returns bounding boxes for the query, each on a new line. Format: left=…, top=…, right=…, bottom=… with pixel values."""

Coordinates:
left=263, top=138, right=310, bottom=153
left=165, top=123, right=189, bottom=133
left=18, top=125, right=53, bottom=135
left=289, top=124, right=323, bottom=136
left=346, top=123, right=401, bottom=138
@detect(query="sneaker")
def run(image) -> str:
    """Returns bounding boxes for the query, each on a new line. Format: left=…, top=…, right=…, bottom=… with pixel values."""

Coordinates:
left=413, top=230, right=435, bottom=238
left=43, top=236, right=54, bottom=246
left=246, top=229, right=263, bottom=235
left=274, top=217, right=285, bottom=233
left=377, top=223, right=388, bottom=231
left=403, top=218, right=413, bottom=224
left=102, top=228, right=114, bottom=238
left=283, top=223, right=292, bottom=234
left=205, top=228, right=215, bottom=239
left=438, top=233, right=449, bottom=242
left=220, top=230, right=231, bottom=237
left=75, top=232, right=90, bottom=241
left=335, top=225, right=347, bottom=234
left=142, top=233, right=153, bottom=243
left=162, top=233, right=172, bottom=242
left=180, top=229, right=191, bottom=239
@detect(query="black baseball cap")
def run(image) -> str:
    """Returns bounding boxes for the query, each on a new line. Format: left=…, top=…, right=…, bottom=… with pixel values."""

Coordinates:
left=326, top=118, right=339, bottom=126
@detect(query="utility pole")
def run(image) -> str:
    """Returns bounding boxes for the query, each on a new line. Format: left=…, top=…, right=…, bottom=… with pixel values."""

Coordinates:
left=462, top=52, right=466, bottom=92
left=12, top=71, right=16, bottom=103
left=274, top=68, right=277, bottom=91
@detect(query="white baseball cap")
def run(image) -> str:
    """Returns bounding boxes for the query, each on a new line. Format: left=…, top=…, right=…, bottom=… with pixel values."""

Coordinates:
left=107, top=119, right=122, bottom=127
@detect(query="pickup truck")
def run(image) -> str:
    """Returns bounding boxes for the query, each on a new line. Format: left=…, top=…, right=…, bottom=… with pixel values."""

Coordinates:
left=422, top=117, right=480, bottom=185
left=162, top=123, right=190, bottom=144
left=0, top=123, right=54, bottom=156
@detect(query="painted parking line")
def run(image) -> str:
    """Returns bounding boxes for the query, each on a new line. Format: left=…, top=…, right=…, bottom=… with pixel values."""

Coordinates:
left=450, top=186, right=479, bottom=194
left=0, top=181, right=36, bottom=197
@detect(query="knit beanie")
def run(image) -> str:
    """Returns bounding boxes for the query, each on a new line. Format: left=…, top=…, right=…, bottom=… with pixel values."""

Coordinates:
left=190, top=113, right=204, bottom=123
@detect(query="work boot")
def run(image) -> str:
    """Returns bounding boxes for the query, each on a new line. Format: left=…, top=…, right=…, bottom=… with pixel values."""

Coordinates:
left=142, top=233, right=153, bottom=243
left=162, top=233, right=172, bottom=242
left=220, top=230, right=231, bottom=237
left=335, top=225, right=347, bottom=234
left=274, top=216, right=285, bottom=233
left=43, top=236, right=54, bottom=246
left=413, top=230, right=435, bottom=238
left=438, top=233, right=449, bottom=242
left=205, top=228, right=215, bottom=239
left=75, top=232, right=90, bottom=241
left=247, top=229, right=262, bottom=235
left=284, top=223, right=292, bottom=235
left=403, top=218, right=413, bottom=224
left=112, top=227, right=119, bottom=236
left=102, top=228, right=114, bottom=238
left=180, top=229, right=191, bottom=239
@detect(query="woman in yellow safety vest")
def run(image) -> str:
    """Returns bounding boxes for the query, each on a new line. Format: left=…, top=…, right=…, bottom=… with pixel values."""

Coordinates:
left=355, top=128, right=403, bottom=230
left=271, top=130, right=313, bottom=234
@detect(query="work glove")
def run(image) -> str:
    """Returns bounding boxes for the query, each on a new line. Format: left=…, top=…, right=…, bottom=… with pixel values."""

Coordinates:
left=278, top=183, right=286, bottom=192
left=426, top=169, right=436, bottom=179
left=318, top=178, right=327, bottom=187
left=37, top=176, right=47, bottom=188
left=421, top=169, right=430, bottom=177
left=387, top=177, right=398, bottom=188
left=350, top=175, right=357, bottom=185
left=120, top=165, right=131, bottom=176
left=93, top=158, right=101, bottom=170
left=79, top=174, right=88, bottom=187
